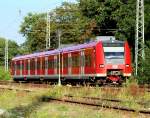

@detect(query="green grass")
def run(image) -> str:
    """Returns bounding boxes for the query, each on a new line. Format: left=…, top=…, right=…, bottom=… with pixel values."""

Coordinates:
left=47, top=85, right=150, bottom=110
left=29, top=102, right=146, bottom=118
left=0, top=82, right=149, bottom=117
left=0, top=89, right=48, bottom=117
left=30, top=102, right=123, bottom=118
left=0, top=67, right=11, bottom=80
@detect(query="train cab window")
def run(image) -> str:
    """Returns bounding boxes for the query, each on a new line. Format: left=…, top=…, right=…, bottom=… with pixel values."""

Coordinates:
left=85, top=55, right=92, bottom=67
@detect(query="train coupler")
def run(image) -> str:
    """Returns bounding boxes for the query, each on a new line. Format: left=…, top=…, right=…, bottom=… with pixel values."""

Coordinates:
left=107, top=75, right=121, bottom=83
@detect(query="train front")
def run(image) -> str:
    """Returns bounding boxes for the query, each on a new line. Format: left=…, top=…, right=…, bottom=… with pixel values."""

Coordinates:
left=96, top=38, right=132, bottom=84
left=103, top=40, right=132, bottom=84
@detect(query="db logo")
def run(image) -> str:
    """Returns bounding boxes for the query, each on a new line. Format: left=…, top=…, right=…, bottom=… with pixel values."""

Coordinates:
left=112, top=65, right=118, bottom=69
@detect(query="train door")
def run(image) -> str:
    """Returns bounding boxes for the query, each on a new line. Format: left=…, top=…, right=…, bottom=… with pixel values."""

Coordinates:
left=30, top=58, right=35, bottom=75
left=54, top=55, right=57, bottom=75
left=48, top=55, right=55, bottom=75
left=56, top=54, right=61, bottom=75
left=37, top=57, right=40, bottom=75
left=62, top=53, right=68, bottom=75
left=71, top=51, right=80, bottom=75
left=35, top=58, right=37, bottom=76
left=14, top=61, right=17, bottom=76
left=24, top=59, right=28, bottom=75
left=41, top=57, right=45, bottom=75
left=80, top=50, right=85, bottom=76
left=20, top=60, right=23, bottom=76
left=84, top=48, right=95, bottom=74
left=22, top=60, right=25, bottom=75
left=11, top=61, right=15, bottom=76
left=16, top=60, right=20, bottom=75
left=68, top=53, right=72, bottom=76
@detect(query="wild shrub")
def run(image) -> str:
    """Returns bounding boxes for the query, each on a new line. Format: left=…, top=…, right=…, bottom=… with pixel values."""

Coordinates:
left=0, top=67, right=11, bottom=80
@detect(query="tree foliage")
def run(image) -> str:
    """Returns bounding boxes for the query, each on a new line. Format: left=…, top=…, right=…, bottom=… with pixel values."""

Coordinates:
left=19, top=0, right=150, bottom=83
left=20, top=2, right=90, bottom=52
left=79, top=0, right=150, bottom=44
left=0, top=37, right=19, bottom=66
left=20, top=13, right=46, bottom=52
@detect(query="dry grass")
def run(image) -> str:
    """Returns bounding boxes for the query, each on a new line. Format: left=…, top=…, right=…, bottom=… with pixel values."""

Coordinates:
left=0, top=81, right=149, bottom=117
left=29, top=102, right=149, bottom=118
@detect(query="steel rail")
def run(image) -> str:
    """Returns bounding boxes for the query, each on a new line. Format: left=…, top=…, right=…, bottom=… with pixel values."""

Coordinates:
left=42, top=96, right=150, bottom=114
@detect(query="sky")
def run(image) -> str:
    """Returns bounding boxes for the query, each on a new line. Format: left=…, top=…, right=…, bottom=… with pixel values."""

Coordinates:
left=0, top=0, right=77, bottom=45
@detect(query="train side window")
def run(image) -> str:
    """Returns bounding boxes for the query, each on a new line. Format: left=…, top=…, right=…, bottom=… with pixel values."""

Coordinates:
left=41, top=58, right=45, bottom=69
left=25, top=60, right=29, bottom=70
left=37, top=59, right=40, bottom=69
left=17, top=61, right=20, bottom=70
left=54, top=58, right=57, bottom=69
left=14, top=62, right=16, bottom=71
left=72, top=55, right=79, bottom=67
left=30, top=59, right=35, bottom=70
left=45, top=58, right=48, bottom=69
left=63, top=56, right=68, bottom=68
left=57, top=55, right=59, bottom=69
left=48, top=59, right=54, bottom=69
left=85, top=55, right=92, bottom=67
left=21, top=60, right=24, bottom=71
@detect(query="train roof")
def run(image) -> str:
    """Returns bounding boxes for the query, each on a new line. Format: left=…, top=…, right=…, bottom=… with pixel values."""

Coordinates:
left=12, top=38, right=125, bottom=61
left=12, top=41, right=97, bottom=61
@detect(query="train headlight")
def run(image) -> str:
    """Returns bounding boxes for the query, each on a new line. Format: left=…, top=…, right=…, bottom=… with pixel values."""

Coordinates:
left=99, top=64, right=104, bottom=68
left=126, top=64, right=129, bottom=67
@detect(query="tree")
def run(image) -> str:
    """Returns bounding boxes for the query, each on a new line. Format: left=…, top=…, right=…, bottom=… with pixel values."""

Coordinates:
left=79, top=0, right=150, bottom=83
left=79, top=0, right=150, bottom=43
left=0, top=37, right=19, bottom=66
left=50, top=2, right=90, bottom=45
left=20, top=13, right=46, bottom=52
left=19, top=2, right=90, bottom=52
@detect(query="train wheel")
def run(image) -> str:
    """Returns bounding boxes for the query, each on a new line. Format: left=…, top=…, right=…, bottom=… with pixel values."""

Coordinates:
left=95, top=79, right=103, bottom=86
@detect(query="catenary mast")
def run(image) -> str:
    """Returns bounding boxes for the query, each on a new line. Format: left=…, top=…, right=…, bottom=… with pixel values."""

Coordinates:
left=5, top=39, right=8, bottom=71
left=135, top=0, right=145, bottom=76
left=46, top=11, right=51, bottom=49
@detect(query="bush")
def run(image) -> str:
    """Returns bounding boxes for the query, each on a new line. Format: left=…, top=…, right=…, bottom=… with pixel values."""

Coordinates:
left=0, top=67, right=11, bottom=80
left=136, top=43, right=150, bottom=84
left=136, top=59, right=150, bottom=84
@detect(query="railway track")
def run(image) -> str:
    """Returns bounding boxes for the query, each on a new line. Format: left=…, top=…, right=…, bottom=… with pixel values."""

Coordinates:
left=0, top=80, right=150, bottom=92
left=42, top=96, right=150, bottom=115
left=0, top=85, right=34, bottom=92
left=65, top=95, right=150, bottom=106
left=0, top=82, right=150, bottom=115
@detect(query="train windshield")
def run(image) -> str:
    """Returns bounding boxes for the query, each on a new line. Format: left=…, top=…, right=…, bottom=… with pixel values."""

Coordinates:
left=103, top=43, right=124, bottom=64
left=105, top=52, right=124, bottom=59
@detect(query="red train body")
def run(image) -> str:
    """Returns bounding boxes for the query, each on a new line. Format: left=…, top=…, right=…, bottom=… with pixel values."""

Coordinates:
left=11, top=37, right=132, bottom=84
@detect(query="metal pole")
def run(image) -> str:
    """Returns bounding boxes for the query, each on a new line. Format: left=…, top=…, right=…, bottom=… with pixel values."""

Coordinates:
left=135, top=0, right=139, bottom=76
left=5, top=39, right=8, bottom=71
left=46, top=11, right=51, bottom=49
left=48, top=12, right=51, bottom=48
left=58, top=29, right=61, bottom=86
left=46, top=12, right=48, bottom=49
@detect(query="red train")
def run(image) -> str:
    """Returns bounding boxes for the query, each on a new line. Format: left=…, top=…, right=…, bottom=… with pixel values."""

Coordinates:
left=11, top=36, right=132, bottom=85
